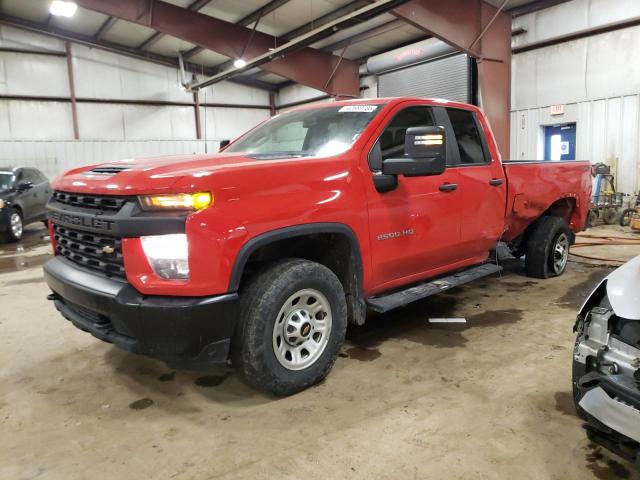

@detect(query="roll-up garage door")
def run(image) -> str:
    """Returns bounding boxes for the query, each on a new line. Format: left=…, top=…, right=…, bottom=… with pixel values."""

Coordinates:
left=377, top=54, right=472, bottom=103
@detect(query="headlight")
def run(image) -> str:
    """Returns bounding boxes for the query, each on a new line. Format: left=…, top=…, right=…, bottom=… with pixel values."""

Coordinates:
left=0, top=199, right=4, bottom=209
left=138, top=192, right=212, bottom=211
left=141, top=234, right=189, bottom=280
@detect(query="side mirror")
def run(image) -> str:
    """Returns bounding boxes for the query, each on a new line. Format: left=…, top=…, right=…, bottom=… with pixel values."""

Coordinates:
left=219, top=139, right=230, bottom=151
left=382, top=126, right=446, bottom=177
left=16, top=180, right=33, bottom=192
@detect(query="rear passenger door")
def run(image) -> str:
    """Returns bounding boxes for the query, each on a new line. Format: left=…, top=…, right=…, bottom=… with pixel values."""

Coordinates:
left=442, top=107, right=506, bottom=259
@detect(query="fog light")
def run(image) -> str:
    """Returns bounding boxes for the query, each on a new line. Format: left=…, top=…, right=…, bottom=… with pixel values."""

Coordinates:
left=141, top=234, right=189, bottom=280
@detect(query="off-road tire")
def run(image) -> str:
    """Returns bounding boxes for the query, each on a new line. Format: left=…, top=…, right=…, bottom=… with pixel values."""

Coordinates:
left=525, top=216, right=571, bottom=278
left=233, top=258, right=347, bottom=396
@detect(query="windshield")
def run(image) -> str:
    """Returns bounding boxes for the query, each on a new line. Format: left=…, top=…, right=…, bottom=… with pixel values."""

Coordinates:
left=225, top=105, right=382, bottom=158
left=0, top=173, right=14, bottom=193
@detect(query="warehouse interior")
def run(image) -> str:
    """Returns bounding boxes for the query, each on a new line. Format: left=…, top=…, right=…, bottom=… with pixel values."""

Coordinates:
left=1, top=0, right=640, bottom=478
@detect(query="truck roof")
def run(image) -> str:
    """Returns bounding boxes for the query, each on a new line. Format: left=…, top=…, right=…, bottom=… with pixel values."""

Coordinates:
left=291, top=96, right=483, bottom=114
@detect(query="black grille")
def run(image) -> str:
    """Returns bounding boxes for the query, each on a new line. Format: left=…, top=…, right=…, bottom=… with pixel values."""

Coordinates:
left=53, top=224, right=125, bottom=278
left=53, top=190, right=129, bottom=211
left=90, top=166, right=131, bottom=174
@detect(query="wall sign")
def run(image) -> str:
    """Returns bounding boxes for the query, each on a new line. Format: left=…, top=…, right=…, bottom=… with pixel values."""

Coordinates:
left=550, top=104, right=565, bottom=115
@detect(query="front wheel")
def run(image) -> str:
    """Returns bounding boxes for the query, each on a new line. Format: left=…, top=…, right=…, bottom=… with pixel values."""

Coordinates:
left=525, top=216, right=571, bottom=278
left=233, top=259, right=347, bottom=396
left=1, top=208, right=23, bottom=242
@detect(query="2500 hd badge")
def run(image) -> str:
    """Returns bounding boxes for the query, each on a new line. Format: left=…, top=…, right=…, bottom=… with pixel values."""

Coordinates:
left=48, top=211, right=114, bottom=231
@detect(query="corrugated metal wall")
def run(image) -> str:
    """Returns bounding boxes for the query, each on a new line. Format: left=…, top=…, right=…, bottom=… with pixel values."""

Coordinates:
left=510, top=0, right=640, bottom=194
left=0, top=25, right=271, bottom=175
left=0, top=140, right=219, bottom=179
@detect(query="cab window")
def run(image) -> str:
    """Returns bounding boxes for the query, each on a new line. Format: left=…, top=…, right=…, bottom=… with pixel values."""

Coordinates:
left=446, top=108, right=488, bottom=165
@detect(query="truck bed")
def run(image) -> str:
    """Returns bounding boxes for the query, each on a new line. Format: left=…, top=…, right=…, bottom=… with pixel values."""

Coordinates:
left=502, top=160, right=592, bottom=241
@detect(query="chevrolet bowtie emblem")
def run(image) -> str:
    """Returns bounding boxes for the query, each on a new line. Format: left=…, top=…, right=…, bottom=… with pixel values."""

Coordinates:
left=102, top=245, right=115, bottom=254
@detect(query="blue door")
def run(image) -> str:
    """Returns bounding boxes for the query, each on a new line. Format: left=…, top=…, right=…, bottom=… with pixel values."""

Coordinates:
left=544, top=123, right=576, bottom=160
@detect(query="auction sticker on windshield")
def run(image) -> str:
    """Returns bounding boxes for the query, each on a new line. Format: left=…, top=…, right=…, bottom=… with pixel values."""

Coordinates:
left=339, top=105, right=378, bottom=113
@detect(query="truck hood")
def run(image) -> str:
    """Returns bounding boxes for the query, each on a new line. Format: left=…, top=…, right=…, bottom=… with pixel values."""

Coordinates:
left=52, top=153, right=291, bottom=195
left=605, top=255, right=640, bottom=320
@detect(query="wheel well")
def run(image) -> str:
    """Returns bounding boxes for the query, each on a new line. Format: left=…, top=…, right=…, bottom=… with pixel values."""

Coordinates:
left=237, top=232, right=366, bottom=325
left=544, top=197, right=577, bottom=225
left=509, top=198, right=577, bottom=255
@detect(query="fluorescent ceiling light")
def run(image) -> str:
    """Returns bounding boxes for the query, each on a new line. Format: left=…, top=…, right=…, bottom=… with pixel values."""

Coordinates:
left=233, top=58, right=247, bottom=68
left=50, top=1, right=78, bottom=17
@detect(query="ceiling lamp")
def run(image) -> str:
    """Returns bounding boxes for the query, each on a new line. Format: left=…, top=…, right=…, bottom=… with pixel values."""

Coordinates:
left=50, top=1, right=78, bottom=18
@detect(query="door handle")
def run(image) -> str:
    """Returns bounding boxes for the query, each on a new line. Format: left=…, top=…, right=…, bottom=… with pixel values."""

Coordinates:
left=439, top=183, right=458, bottom=192
left=489, top=178, right=504, bottom=186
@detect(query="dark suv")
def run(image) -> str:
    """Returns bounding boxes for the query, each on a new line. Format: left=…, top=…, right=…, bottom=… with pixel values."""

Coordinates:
left=0, top=167, right=51, bottom=242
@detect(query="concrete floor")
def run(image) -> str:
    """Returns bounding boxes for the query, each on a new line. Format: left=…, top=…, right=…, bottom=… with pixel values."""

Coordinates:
left=1, top=224, right=639, bottom=480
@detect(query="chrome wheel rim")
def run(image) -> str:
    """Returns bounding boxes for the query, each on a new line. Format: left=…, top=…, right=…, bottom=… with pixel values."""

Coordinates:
left=272, top=288, right=332, bottom=371
left=10, top=212, right=22, bottom=238
left=552, top=232, right=569, bottom=274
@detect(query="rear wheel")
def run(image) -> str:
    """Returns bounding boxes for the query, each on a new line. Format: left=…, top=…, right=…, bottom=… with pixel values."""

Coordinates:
left=525, top=216, right=571, bottom=278
left=233, top=258, right=347, bottom=396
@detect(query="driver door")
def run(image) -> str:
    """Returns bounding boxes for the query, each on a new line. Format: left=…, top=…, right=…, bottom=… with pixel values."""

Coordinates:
left=364, top=104, right=464, bottom=294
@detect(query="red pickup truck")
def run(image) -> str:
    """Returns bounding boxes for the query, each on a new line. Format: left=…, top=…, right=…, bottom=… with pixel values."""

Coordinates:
left=43, top=98, right=591, bottom=395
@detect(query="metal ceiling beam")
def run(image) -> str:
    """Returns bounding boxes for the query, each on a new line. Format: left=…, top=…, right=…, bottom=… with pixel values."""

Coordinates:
left=73, top=0, right=366, bottom=97
left=189, top=0, right=411, bottom=91
left=138, top=0, right=212, bottom=51
left=183, top=0, right=294, bottom=61
left=0, top=13, right=278, bottom=92
left=320, top=18, right=405, bottom=53
left=282, top=0, right=370, bottom=39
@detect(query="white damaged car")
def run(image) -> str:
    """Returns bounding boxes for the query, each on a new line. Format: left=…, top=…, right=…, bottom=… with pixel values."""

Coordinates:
left=573, top=255, right=640, bottom=466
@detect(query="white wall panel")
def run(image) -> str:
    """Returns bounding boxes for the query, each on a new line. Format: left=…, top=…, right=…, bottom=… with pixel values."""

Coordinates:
left=0, top=25, right=65, bottom=52
left=0, top=140, right=219, bottom=179
left=6, top=101, right=73, bottom=140
left=513, top=26, right=640, bottom=111
left=277, top=84, right=325, bottom=106
left=76, top=104, right=125, bottom=140
left=201, top=81, right=271, bottom=106
left=202, top=107, right=270, bottom=142
left=585, top=28, right=640, bottom=99
left=1, top=52, right=68, bottom=96
left=512, top=0, right=640, bottom=48
left=72, top=46, right=123, bottom=99
left=512, top=95, right=640, bottom=193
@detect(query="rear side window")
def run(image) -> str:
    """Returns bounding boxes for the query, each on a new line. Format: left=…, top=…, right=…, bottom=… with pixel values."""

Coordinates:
left=447, top=108, right=488, bottom=165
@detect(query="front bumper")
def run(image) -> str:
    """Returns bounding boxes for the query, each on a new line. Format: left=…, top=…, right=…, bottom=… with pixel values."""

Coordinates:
left=577, top=371, right=640, bottom=466
left=44, top=256, right=239, bottom=369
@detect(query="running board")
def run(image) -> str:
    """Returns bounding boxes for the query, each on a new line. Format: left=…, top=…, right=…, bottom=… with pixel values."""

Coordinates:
left=366, top=263, right=502, bottom=313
